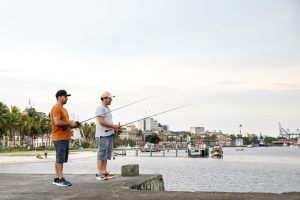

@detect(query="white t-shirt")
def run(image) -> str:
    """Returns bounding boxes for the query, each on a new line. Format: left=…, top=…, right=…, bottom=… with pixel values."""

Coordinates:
left=95, top=103, right=114, bottom=137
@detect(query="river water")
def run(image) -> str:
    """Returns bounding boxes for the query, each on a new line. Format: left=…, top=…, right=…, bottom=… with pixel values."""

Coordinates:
left=1, top=147, right=300, bottom=193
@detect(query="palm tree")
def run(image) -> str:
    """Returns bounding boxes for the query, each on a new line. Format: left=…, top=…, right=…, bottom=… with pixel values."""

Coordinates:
left=0, top=102, right=10, bottom=146
left=19, top=114, right=32, bottom=147
left=136, top=130, right=143, bottom=140
left=25, top=107, right=42, bottom=146
left=7, top=106, right=22, bottom=147
left=80, top=122, right=96, bottom=144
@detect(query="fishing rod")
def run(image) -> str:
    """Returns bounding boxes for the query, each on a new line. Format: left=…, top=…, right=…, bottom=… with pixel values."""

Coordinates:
left=79, top=97, right=150, bottom=124
left=105, top=104, right=191, bottom=132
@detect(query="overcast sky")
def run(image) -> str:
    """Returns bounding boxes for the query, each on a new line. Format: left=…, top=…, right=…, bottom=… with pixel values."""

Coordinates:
left=0, top=0, right=299, bottom=136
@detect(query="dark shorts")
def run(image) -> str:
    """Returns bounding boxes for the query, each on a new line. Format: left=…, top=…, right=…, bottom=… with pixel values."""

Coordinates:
left=53, top=140, right=69, bottom=163
left=96, top=135, right=113, bottom=161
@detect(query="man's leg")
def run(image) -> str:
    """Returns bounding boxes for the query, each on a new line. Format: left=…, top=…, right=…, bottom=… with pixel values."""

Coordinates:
left=55, top=141, right=71, bottom=186
left=97, top=160, right=107, bottom=175
left=55, top=162, right=63, bottom=179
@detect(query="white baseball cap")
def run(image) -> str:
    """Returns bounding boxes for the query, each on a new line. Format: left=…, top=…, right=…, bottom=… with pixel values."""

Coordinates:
left=101, top=91, right=115, bottom=98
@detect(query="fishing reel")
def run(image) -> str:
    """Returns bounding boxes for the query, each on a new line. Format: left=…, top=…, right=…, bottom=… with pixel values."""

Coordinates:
left=75, top=121, right=81, bottom=126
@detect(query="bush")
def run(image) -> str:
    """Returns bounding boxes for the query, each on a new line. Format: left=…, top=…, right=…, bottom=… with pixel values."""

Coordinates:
left=81, top=141, right=90, bottom=148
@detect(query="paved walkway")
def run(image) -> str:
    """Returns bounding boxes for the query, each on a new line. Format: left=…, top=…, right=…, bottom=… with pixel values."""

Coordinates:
left=1, top=174, right=299, bottom=200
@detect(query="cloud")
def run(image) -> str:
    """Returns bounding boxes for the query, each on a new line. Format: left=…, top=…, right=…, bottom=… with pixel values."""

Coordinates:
left=0, top=68, right=17, bottom=73
left=218, top=81, right=246, bottom=85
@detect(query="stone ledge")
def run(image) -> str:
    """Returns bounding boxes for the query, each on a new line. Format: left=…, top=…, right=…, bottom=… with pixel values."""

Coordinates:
left=0, top=174, right=299, bottom=200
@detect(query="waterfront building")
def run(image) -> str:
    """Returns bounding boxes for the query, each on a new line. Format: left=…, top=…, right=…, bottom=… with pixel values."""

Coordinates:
left=190, top=127, right=205, bottom=134
left=119, top=126, right=144, bottom=147
left=137, top=118, right=158, bottom=131
left=235, top=138, right=244, bottom=146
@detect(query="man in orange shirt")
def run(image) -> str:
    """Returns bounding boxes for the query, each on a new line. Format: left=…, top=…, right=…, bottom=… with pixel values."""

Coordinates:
left=50, top=89, right=80, bottom=186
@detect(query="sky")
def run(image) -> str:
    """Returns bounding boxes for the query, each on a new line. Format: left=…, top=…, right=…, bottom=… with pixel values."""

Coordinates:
left=0, top=0, right=299, bottom=136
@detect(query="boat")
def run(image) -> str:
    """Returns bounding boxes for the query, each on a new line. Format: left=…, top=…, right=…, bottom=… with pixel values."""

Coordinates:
left=235, top=148, right=244, bottom=151
left=140, top=143, right=160, bottom=152
left=258, top=133, right=270, bottom=147
left=188, top=147, right=209, bottom=158
left=258, top=141, right=270, bottom=147
left=211, top=146, right=223, bottom=158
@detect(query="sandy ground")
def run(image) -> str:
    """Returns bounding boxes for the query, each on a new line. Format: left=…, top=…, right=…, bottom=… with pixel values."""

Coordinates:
left=0, top=151, right=95, bottom=165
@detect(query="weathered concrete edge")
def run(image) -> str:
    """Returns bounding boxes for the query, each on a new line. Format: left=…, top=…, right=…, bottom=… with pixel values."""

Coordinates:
left=1, top=174, right=300, bottom=200
left=128, top=174, right=164, bottom=191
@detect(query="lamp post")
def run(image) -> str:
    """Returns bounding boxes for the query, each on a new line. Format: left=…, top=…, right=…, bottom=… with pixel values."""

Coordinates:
left=239, top=124, right=243, bottom=137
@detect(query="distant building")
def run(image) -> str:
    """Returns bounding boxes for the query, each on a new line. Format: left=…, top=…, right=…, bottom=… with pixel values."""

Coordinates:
left=119, top=130, right=144, bottom=146
left=235, top=138, right=243, bottom=146
left=137, top=118, right=158, bottom=131
left=190, top=127, right=205, bottom=134
left=124, top=125, right=138, bottom=132
left=158, top=123, right=169, bottom=132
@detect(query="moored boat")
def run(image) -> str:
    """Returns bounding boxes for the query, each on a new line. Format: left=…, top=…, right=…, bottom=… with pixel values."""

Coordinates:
left=211, top=146, right=223, bottom=158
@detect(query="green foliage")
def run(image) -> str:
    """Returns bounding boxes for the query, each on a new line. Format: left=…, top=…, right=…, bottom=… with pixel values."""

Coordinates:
left=0, top=101, right=51, bottom=148
left=0, top=102, right=10, bottom=136
left=80, top=122, right=96, bottom=144
left=80, top=141, right=90, bottom=148
left=113, top=137, right=136, bottom=148
left=145, top=134, right=160, bottom=144
left=264, top=136, right=276, bottom=144
left=243, top=137, right=252, bottom=145
left=229, top=134, right=236, bottom=140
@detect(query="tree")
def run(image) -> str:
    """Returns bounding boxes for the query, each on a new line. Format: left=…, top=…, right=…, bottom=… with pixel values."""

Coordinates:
left=243, top=137, right=252, bottom=145
left=229, top=134, right=236, bottom=140
left=145, top=134, right=160, bottom=144
left=0, top=102, right=10, bottom=140
left=80, top=122, right=96, bottom=144
left=19, top=114, right=32, bottom=147
left=136, top=130, right=143, bottom=138
left=6, top=106, right=22, bottom=146
left=25, top=107, right=42, bottom=146
left=264, top=136, right=275, bottom=144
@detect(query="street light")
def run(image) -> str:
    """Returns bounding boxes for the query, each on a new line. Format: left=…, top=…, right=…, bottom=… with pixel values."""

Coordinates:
left=239, top=124, right=243, bottom=136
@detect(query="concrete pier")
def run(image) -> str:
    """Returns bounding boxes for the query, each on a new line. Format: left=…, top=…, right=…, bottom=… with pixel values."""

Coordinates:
left=0, top=174, right=299, bottom=200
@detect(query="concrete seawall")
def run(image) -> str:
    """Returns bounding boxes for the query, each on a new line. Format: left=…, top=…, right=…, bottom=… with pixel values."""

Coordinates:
left=129, top=174, right=164, bottom=191
left=1, top=174, right=299, bottom=200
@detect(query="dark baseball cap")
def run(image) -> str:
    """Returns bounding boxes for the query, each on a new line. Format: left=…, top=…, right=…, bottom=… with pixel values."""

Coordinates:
left=55, top=90, right=71, bottom=98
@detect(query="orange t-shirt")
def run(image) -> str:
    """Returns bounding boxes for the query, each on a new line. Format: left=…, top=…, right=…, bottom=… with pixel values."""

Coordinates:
left=50, top=103, right=71, bottom=141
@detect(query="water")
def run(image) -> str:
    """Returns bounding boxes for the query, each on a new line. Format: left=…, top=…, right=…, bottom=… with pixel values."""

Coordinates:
left=1, top=147, right=300, bottom=193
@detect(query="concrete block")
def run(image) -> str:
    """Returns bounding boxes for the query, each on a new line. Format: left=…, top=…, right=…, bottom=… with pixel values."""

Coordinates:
left=122, top=164, right=139, bottom=176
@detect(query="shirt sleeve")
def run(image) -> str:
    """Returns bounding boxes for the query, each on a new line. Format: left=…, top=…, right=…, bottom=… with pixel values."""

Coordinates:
left=52, top=105, right=61, bottom=118
left=95, top=106, right=105, bottom=119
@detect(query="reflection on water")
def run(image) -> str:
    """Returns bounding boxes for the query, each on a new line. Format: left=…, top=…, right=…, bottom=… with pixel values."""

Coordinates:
left=1, top=147, right=299, bottom=193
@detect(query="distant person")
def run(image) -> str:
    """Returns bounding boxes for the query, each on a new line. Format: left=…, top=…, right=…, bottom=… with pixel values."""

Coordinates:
left=44, top=150, right=48, bottom=159
left=95, top=91, right=121, bottom=180
left=50, top=90, right=80, bottom=186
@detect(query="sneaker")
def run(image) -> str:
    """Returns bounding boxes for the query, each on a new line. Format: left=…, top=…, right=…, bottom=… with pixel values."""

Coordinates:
left=52, top=178, right=59, bottom=185
left=104, top=171, right=116, bottom=178
left=96, top=173, right=108, bottom=180
left=56, top=178, right=72, bottom=186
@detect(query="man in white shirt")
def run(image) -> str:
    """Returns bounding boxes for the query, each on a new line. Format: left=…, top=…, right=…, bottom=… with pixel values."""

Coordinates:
left=95, top=91, right=121, bottom=180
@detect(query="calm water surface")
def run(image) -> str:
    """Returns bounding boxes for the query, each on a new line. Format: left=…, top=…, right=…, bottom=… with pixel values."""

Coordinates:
left=1, top=147, right=300, bottom=193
